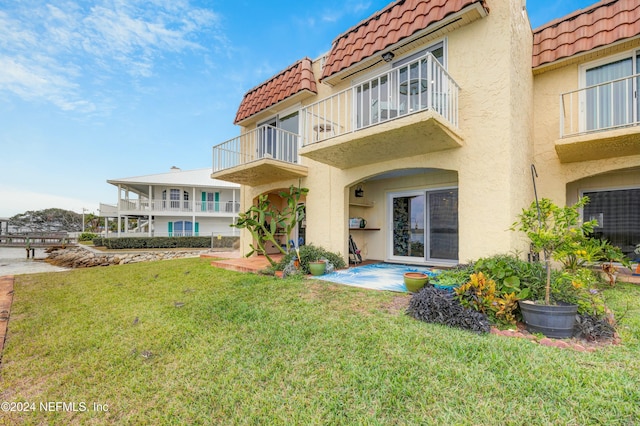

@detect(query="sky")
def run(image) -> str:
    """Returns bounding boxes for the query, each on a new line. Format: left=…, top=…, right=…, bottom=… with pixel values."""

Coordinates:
left=0, top=0, right=601, bottom=218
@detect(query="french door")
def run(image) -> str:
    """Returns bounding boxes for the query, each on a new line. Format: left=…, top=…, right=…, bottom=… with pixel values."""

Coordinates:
left=388, top=188, right=458, bottom=263
left=583, top=52, right=640, bottom=132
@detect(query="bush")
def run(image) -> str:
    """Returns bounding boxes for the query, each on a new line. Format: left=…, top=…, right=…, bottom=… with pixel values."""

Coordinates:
left=407, top=286, right=491, bottom=334
left=274, top=244, right=346, bottom=275
left=574, top=314, right=616, bottom=341
left=78, top=232, right=98, bottom=242
left=91, top=236, right=239, bottom=249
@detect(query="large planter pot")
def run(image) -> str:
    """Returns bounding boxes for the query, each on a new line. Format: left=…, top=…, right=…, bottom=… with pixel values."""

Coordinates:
left=309, top=261, right=327, bottom=276
left=519, top=300, right=578, bottom=338
left=404, top=272, right=429, bottom=293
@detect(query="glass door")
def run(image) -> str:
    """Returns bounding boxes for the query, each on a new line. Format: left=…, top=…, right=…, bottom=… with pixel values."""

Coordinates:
left=585, top=57, right=634, bottom=131
left=388, top=188, right=458, bottom=263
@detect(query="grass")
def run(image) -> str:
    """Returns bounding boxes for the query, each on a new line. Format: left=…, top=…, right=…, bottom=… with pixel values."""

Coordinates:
left=1, top=258, right=639, bottom=425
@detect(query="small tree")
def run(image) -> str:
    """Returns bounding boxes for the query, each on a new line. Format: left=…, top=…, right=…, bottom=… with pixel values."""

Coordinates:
left=511, top=197, right=597, bottom=305
left=231, top=185, right=308, bottom=266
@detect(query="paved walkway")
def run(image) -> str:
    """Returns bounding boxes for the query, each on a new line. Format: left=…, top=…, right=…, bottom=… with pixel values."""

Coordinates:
left=202, top=251, right=283, bottom=273
left=0, top=275, right=14, bottom=361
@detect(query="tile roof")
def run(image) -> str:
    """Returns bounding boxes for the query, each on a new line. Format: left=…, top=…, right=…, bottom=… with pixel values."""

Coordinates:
left=320, top=0, right=484, bottom=81
left=532, top=0, right=640, bottom=68
left=234, top=58, right=317, bottom=124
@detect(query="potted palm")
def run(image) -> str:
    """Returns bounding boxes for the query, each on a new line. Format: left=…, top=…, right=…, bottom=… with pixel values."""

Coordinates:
left=511, top=197, right=597, bottom=338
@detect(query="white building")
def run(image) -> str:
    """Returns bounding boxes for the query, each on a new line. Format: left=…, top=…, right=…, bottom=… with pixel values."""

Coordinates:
left=100, top=167, right=240, bottom=237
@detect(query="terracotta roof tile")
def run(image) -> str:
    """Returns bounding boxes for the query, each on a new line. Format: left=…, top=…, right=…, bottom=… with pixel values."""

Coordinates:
left=321, top=0, right=483, bottom=81
left=234, top=58, right=317, bottom=124
left=533, top=0, right=640, bottom=68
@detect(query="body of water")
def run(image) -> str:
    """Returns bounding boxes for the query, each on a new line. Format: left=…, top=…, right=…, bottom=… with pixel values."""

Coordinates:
left=0, top=247, right=68, bottom=276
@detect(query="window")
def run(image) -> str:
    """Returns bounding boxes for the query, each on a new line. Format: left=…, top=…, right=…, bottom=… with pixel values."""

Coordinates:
left=169, top=221, right=194, bottom=237
left=388, top=187, right=458, bottom=263
left=583, top=188, right=640, bottom=260
left=582, top=51, right=640, bottom=132
left=257, top=111, right=299, bottom=163
left=357, top=41, right=447, bottom=128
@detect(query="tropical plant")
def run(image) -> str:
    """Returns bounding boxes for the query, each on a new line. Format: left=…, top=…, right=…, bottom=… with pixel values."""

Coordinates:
left=511, top=197, right=598, bottom=305
left=231, top=185, right=308, bottom=266
left=274, top=244, right=346, bottom=275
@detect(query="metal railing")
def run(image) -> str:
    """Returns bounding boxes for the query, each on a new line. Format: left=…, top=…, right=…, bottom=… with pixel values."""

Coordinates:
left=560, top=73, right=640, bottom=137
left=212, top=125, right=300, bottom=172
left=301, top=52, right=459, bottom=146
left=116, top=199, right=240, bottom=213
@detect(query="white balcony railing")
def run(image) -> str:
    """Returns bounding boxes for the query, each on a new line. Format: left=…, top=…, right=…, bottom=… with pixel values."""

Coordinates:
left=560, top=73, right=640, bottom=137
left=213, top=125, right=300, bottom=172
left=116, top=199, right=240, bottom=213
left=301, top=52, right=459, bottom=146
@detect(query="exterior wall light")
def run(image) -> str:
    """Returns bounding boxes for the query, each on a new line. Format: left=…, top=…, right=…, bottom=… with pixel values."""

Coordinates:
left=382, top=52, right=395, bottom=62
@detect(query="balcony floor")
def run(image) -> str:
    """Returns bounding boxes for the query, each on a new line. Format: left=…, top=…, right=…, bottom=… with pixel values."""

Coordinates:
left=556, top=126, right=640, bottom=163
left=300, top=110, right=463, bottom=169
left=210, top=158, right=308, bottom=186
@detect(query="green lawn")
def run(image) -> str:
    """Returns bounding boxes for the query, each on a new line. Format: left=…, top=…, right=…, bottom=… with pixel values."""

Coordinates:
left=1, top=258, right=639, bottom=425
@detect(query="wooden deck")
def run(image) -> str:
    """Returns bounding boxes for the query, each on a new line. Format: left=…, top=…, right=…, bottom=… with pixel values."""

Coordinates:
left=0, top=233, right=76, bottom=253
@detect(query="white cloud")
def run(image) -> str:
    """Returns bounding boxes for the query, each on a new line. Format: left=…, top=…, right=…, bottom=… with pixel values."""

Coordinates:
left=0, top=1, right=224, bottom=111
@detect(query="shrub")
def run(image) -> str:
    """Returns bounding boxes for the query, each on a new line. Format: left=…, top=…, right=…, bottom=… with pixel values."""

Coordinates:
left=407, top=286, right=491, bottom=334
left=432, top=263, right=474, bottom=288
left=78, top=232, right=98, bottom=242
left=574, top=314, right=616, bottom=341
left=90, top=236, right=238, bottom=249
left=274, top=244, right=346, bottom=275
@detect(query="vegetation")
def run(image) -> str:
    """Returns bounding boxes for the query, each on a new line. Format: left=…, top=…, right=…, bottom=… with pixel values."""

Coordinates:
left=407, top=286, right=491, bottom=333
left=92, top=236, right=238, bottom=249
left=274, top=244, right=347, bottom=276
left=78, top=232, right=99, bottom=242
left=511, top=197, right=598, bottom=305
left=231, top=185, right=308, bottom=266
left=2, top=258, right=639, bottom=424
left=8, top=208, right=82, bottom=232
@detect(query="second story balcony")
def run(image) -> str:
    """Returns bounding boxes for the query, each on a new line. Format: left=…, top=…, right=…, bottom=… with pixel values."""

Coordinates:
left=558, top=73, right=640, bottom=163
left=299, top=52, right=463, bottom=169
left=211, top=126, right=308, bottom=186
left=211, top=52, right=463, bottom=183
left=109, top=199, right=240, bottom=215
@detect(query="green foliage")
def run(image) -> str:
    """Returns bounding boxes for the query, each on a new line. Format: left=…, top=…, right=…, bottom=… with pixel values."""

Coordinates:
left=231, top=185, right=308, bottom=266
left=275, top=244, right=346, bottom=275
left=511, top=196, right=598, bottom=304
left=78, top=232, right=98, bottom=242
left=473, top=254, right=546, bottom=300
left=9, top=208, right=81, bottom=232
left=551, top=268, right=607, bottom=317
left=432, top=264, right=474, bottom=288
left=91, top=236, right=238, bottom=249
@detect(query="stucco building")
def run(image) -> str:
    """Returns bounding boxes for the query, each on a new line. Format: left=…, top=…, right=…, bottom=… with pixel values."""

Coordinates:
left=212, top=0, right=640, bottom=266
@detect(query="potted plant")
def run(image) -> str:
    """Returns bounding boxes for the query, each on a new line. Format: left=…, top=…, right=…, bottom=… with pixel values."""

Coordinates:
left=403, top=272, right=429, bottom=293
left=511, top=197, right=598, bottom=338
left=308, top=260, right=327, bottom=276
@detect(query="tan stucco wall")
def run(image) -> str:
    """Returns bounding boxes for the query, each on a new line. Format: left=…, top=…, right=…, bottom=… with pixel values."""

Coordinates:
left=236, top=0, right=541, bottom=264
left=532, top=40, right=640, bottom=207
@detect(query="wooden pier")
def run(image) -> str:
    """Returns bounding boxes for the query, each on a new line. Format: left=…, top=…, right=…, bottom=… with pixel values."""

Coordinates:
left=0, top=233, right=77, bottom=258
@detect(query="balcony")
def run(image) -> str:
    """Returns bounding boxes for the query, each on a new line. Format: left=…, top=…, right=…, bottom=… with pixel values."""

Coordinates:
left=299, top=52, right=462, bottom=169
left=211, top=126, right=308, bottom=186
left=558, top=74, right=640, bottom=163
left=112, top=199, right=240, bottom=215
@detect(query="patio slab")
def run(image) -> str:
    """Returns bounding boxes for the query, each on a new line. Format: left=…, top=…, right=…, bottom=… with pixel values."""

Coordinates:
left=203, top=251, right=283, bottom=273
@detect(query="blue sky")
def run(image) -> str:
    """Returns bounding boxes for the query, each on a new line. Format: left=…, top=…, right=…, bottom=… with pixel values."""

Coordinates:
left=0, top=0, right=600, bottom=218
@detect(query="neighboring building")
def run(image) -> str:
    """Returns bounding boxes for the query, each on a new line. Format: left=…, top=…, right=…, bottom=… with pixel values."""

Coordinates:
left=100, top=167, right=240, bottom=237
left=211, top=0, right=640, bottom=266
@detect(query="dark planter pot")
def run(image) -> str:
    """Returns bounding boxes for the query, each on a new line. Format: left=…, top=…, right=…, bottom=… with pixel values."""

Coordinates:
left=519, top=300, right=578, bottom=338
